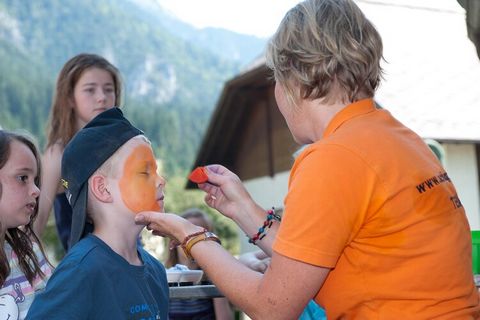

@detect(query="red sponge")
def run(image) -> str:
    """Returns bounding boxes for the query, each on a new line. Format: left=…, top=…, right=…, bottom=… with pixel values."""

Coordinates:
left=189, top=166, right=209, bottom=184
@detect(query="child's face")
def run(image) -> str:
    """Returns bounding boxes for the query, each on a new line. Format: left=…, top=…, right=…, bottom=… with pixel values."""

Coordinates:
left=73, top=67, right=116, bottom=128
left=118, top=138, right=165, bottom=214
left=0, top=141, right=40, bottom=230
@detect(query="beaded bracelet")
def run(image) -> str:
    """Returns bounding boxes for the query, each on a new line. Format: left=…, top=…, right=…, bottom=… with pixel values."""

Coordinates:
left=248, top=207, right=281, bottom=245
left=181, top=228, right=207, bottom=249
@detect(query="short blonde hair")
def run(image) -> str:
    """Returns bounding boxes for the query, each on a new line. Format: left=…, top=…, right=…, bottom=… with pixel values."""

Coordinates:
left=266, top=0, right=384, bottom=105
left=96, top=135, right=151, bottom=178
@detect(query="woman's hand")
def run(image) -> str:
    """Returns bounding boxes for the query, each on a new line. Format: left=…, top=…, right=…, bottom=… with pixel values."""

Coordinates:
left=197, top=164, right=274, bottom=255
left=238, top=250, right=271, bottom=273
left=135, top=212, right=203, bottom=244
left=197, top=164, right=254, bottom=221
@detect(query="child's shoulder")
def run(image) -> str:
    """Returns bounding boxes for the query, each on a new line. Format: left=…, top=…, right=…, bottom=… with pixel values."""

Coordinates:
left=56, top=236, right=109, bottom=271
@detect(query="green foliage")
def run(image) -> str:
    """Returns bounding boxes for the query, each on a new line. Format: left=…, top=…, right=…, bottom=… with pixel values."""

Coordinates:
left=0, top=0, right=258, bottom=257
left=41, top=218, right=65, bottom=264
left=0, top=0, right=245, bottom=172
left=0, top=40, right=52, bottom=146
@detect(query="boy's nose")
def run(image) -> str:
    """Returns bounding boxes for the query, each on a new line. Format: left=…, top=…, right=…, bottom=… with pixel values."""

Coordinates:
left=157, top=175, right=166, bottom=188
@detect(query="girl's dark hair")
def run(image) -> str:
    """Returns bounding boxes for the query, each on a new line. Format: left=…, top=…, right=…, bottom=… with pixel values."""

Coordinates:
left=0, top=130, right=51, bottom=286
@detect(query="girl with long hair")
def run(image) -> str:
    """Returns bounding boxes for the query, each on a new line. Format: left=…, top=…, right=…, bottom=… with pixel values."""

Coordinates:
left=0, top=130, right=52, bottom=319
left=35, top=53, right=123, bottom=251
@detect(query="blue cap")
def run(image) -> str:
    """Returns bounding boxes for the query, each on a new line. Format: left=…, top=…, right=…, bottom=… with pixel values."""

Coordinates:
left=61, top=107, right=143, bottom=248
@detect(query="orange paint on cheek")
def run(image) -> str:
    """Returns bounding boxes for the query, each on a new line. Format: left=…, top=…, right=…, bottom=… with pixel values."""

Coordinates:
left=119, top=145, right=161, bottom=213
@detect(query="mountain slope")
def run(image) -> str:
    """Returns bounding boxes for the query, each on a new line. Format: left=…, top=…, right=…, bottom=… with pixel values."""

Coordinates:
left=125, top=0, right=267, bottom=67
left=0, top=0, right=266, bottom=172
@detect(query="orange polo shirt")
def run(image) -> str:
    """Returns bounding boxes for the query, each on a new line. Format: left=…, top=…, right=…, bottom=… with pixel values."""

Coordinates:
left=273, top=99, right=480, bottom=319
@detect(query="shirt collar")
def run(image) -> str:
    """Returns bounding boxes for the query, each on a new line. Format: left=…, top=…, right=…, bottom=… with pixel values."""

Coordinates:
left=323, top=98, right=377, bottom=138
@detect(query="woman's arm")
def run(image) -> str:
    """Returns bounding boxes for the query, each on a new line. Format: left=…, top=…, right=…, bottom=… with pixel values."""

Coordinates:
left=192, top=237, right=328, bottom=319
left=34, top=144, right=62, bottom=236
left=136, top=212, right=330, bottom=319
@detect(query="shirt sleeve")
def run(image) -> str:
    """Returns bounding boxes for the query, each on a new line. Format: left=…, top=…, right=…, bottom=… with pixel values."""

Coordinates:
left=26, top=259, right=91, bottom=319
left=273, top=143, right=380, bottom=268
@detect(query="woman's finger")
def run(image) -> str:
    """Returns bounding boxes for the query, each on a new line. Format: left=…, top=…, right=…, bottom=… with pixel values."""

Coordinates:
left=204, top=193, right=216, bottom=208
left=152, top=230, right=167, bottom=237
left=135, top=211, right=162, bottom=225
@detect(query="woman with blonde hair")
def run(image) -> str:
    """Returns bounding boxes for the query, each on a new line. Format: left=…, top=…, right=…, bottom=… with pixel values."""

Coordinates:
left=136, top=1, right=480, bottom=318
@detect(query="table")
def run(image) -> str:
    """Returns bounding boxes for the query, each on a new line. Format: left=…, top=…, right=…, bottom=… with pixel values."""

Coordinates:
left=169, top=284, right=223, bottom=299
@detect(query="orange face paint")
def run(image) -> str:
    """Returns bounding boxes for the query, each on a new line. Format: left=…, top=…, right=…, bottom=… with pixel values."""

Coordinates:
left=119, top=144, right=161, bottom=213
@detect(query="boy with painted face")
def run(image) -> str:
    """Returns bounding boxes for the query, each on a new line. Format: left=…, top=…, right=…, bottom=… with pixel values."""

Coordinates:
left=26, top=108, right=169, bottom=319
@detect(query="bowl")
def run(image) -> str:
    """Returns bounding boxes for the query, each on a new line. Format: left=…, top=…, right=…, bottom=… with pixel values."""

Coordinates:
left=179, top=270, right=203, bottom=284
left=166, top=270, right=182, bottom=283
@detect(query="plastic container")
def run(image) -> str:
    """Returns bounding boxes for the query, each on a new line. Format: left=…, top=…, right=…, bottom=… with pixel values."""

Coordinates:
left=471, top=230, right=480, bottom=275
left=166, top=270, right=182, bottom=283
left=179, top=270, right=203, bottom=284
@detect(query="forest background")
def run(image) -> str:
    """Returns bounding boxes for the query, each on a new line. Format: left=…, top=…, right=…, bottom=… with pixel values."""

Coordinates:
left=0, top=0, right=269, bottom=260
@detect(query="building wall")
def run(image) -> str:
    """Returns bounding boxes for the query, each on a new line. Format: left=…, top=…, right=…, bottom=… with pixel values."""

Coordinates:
left=443, top=143, right=480, bottom=229
left=240, top=172, right=290, bottom=253
left=233, top=92, right=299, bottom=181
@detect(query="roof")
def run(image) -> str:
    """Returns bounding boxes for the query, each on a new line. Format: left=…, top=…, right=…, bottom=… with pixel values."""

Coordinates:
left=186, top=62, right=279, bottom=188
left=457, top=0, right=480, bottom=58
left=357, top=0, right=480, bottom=141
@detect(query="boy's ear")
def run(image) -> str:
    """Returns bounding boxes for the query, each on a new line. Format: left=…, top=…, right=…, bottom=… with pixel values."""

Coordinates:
left=90, top=174, right=113, bottom=203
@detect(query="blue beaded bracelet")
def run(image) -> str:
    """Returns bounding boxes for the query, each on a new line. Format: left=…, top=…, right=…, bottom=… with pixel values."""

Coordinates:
left=248, top=207, right=281, bottom=245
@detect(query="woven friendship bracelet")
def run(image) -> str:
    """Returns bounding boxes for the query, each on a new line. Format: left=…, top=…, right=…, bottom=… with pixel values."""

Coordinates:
left=248, top=207, right=281, bottom=245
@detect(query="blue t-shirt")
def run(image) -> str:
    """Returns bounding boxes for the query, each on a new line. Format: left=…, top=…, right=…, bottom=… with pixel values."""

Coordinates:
left=26, top=234, right=169, bottom=319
